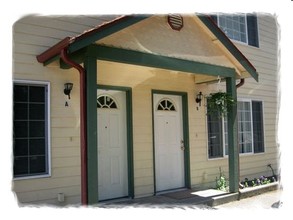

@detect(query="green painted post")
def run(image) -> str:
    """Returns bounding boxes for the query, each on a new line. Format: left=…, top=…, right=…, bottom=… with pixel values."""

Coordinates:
left=84, top=50, right=98, bottom=204
left=226, top=76, right=239, bottom=193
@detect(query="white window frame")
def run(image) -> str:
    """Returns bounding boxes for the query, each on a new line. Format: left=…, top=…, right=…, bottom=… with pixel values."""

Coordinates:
left=206, top=98, right=265, bottom=160
left=237, top=98, right=254, bottom=155
left=13, top=80, right=51, bottom=180
left=217, top=14, right=248, bottom=45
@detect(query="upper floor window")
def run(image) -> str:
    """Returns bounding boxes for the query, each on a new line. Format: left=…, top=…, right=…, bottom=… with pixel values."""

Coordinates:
left=13, top=81, right=50, bottom=179
left=211, top=14, right=259, bottom=47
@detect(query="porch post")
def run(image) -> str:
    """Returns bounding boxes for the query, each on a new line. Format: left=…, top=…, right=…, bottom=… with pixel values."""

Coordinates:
left=226, top=76, right=239, bottom=193
left=84, top=50, right=98, bottom=204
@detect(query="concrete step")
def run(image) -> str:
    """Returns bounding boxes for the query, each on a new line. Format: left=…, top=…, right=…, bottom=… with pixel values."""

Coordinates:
left=207, top=182, right=280, bottom=207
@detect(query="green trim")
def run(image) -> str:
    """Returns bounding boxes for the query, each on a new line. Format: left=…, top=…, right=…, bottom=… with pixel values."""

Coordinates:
left=84, top=54, right=98, bottom=204
left=94, top=45, right=236, bottom=77
left=226, top=76, right=239, bottom=193
left=97, top=85, right=134, bottom=199
left=197, top=15, right=258, bottom=82
left=182, top=93, right=191, bottom=188
left=68, top=15, right=149, bottom=54
left=152, top=90, right=191, bottom=192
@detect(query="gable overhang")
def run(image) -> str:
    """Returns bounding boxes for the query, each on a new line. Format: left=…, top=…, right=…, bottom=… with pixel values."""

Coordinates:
left=37, top=15, right=150, bottom=64
left=37, top=14, right=258, bottom=83
left=196, top=15, right=258, bottom=82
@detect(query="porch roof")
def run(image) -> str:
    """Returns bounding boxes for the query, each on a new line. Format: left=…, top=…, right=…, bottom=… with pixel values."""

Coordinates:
left=36, top=14, right=258, bottom=83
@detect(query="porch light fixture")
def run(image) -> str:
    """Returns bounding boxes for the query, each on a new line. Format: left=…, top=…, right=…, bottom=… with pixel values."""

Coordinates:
left=64, top=82, right=73, bottom=99
left=195, top=92, right=203, bottom=106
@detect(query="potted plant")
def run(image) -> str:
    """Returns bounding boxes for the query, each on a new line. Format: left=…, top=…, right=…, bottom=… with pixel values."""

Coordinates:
left=206, top=92, right=235, bottom=118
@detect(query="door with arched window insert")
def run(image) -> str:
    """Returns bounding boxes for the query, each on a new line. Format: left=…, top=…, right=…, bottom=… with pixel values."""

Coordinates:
left=97, top=89, right=128, bottom=201
left=153, top=94, right=185, bottom=192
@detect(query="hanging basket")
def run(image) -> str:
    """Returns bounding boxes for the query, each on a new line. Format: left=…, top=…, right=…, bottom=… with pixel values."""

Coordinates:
left=206, top=92, right=235, bottom=117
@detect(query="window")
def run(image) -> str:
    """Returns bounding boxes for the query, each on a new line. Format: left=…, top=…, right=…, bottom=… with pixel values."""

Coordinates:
left=211, top=14, right=259, bottom=47
left=97, top=95, right=118, bottom=109
left=207, top=99, right=264, bottom=158
left=13, top=82, right=50, bottom=178
left=207, top=112, right=223, bottom=158
left=157, top=98, right=176, bottom=111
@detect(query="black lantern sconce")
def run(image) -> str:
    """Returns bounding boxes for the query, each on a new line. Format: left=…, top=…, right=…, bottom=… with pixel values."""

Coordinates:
left=64, top=83, right=73, bottom=99
left=195, top=91, right=203, bottom=108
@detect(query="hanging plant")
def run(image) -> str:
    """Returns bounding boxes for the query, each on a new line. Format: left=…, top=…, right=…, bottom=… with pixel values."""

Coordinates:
left=206, top=92, right=235, bottom=117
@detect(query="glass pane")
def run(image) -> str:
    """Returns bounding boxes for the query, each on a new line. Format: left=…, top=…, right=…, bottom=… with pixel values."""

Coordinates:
left=14, top=103, right=28, bottom=120
left=207, top=112, right=223, bottom=158
left=14, top=85, right=28, bottom=102
left=252, top=101, right=264, bottom=153
left=29, top=121, right=45, bottom=137
left=29, top=103, right=45, bottom=120
left=97, top=95, right=118, bottom=109
left=105, top=96, right=113, bottom=106
left=14, top=121, right=28, bottom=138
left=97, top=97, right=103, bottom=108
left=14, top=157, right=29, bottom=176
left=14, top=139, right=28, bottom=156
left=13, top=83, right=48, bottom=177
left=110, top=102, right=117, bottom=109
left=218, top=14, right=247, bottom=43
left=158, top=105, right=163, bottom=110
left=30, top=139, right=46, bottom=155
left=29, top=156, right=46, bottom=173
left=157, top=99, right=176, bottom=111
left=29, top=86, right=45, bottom=102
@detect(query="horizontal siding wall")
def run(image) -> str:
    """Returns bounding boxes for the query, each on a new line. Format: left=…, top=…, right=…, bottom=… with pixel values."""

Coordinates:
left=203, top=14, right=280, bottom=186
left=12, top=15, right=118, bottom=206
left=235, top=14, right=280, bottom=182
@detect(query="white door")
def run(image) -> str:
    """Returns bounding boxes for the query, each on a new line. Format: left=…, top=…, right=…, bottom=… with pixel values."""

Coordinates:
left=97, top=89, right=128, bottom=201
left=153, top=94, right=185, bottom=192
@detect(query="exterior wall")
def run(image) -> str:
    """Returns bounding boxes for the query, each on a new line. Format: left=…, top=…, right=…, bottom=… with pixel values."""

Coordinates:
left=191, top=14, right=280, bottom=187
left=12, top=15, right=117, bottom=205
left=12, top=14, right=279, bottom=205
left=234, top=14, right=280, bottom=181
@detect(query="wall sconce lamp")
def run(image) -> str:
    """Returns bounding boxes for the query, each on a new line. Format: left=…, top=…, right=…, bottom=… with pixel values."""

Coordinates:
left=64, top=83, right=73, bottom=99
left=195, top=91, right=203, bottom=107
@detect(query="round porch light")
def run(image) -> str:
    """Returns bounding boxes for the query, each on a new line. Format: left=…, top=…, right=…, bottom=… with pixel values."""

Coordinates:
left=167, top=14, right=184, bottom=31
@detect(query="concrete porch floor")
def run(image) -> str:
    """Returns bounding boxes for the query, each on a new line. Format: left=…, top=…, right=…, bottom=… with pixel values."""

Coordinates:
left=96, top=188, right=236, bottom=209
left=96, top=182, right=280, bottom=209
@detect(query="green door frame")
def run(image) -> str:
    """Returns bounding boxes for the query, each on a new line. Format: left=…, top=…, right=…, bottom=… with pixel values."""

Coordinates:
left=97, top=85, right=134, bottom=200
left=152, top=90, right=191, bottom=193
left=83, top=45, right=239, bottom=204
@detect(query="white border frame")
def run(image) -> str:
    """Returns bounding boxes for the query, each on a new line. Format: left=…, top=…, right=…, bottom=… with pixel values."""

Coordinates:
left=13, top=79, right=51, bottom=180
left=206, top=97, right=266, bottom=160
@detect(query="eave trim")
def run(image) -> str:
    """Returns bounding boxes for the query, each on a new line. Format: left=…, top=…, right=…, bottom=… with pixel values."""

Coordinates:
left=197, top=15, right=259, bottom=82
left=93, top=44, right=237, bottom=77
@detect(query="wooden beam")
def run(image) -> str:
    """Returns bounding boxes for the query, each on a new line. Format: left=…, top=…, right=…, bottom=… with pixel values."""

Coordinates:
left=226, top=76, right=239, bottom=193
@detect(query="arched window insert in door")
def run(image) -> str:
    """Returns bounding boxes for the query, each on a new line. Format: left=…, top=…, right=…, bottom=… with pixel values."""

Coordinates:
left=97, top=95, right=118, bottom=109
left=157, top=98, right=177, bottom=111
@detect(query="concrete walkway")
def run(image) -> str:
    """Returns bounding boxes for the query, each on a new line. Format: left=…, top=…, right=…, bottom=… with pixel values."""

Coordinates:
left=214, top=188, right=282, bottom=209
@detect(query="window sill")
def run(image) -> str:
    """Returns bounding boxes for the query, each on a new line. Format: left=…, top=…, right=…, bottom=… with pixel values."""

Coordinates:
left=208, top=151, right=265, bottom=160
left=13, top=173, right=51, bottom=181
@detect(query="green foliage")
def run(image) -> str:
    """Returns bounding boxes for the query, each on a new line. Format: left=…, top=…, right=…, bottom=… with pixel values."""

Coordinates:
left=216, top=167, right=227, bottom=191
left=241, top=176, right=273, bottom=188
left=207, top=92, right=235, bottom=118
